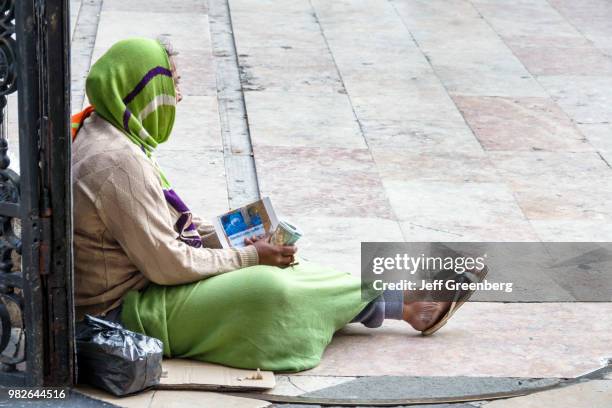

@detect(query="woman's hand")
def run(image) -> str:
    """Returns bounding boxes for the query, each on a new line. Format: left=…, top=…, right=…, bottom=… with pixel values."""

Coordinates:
left=248, top=238, right=297, bottom=268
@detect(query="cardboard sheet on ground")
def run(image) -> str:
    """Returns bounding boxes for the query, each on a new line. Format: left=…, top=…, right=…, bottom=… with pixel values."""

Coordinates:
left=157, top=359, right=275, bottom=391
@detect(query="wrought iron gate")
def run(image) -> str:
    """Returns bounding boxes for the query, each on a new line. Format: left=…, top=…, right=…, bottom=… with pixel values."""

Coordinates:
left=0, top=0, right=73, bottom=387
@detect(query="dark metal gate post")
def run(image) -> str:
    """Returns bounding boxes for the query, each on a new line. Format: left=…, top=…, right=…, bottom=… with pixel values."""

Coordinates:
left=36, top=0, right=74, bottom=386
left=0, top=0, right=73, bottom=387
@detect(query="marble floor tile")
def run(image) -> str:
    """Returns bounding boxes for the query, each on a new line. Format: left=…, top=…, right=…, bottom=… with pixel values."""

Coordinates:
left=504, top=35, right=591, bottom=49
left=352, top=92, right=482, bottom=153
left=511, top=46, right=612, bottom=76
left=230, top=0, right=312, bottom=14
left=549, top=10, right=612, bottom=39
left=6, top=93, right=19, bottom=152
left=577, top=124, right=612, bottom=153
left=88, top=47, right=106, bottom=64
left=531, top=219, right=612, bottom=242
left=491, top=150, right=611, bottom=185
left=164, top=96, right=223, bottom=151
left=176, top=52, right=217, bottom=97
left=312, top=0, right=418, bottom=61
left=316, top=1, right=400, bottom=25
left=155, top=148, right=229, bottom=220
left=393, top=2, right=532, bottom=92
left=101, top=0, right=208, bottom=13
left=390, top=0, right=482, bottom=27
left=237, top=47, right=343, bottom=94
left=399, top=220, right=539, bottom=242
left=548, top=0, right=612, bottom=16
left=391, top=0, right=509, bottom=53
left=425, top=50, right=547, bottom=97
left=328, top=42, right=427, bottom=64
left=538, top=76, right=612, bottom=124
left=473, top=0, right=586, bottom=48
left=548, top=0, right=612, bottom=49
left=231, top=10, right=326, bottom=50
left=384, top=180, right=538, bottom=241
left=69, top=0, right=80, bottom=37
left=297, top=302, right=612, bottom=378
left=245, top=91, right=366, bottom=148
left=453, top=96, right=592, bottom=151
left=331, top=55, right=439, bottom=96
left=352, top=89, right=467, bottom=125
left=95, top=11, right=211, bottom=51
left=254, top=146, right=395, bottom=219
left=316, top=12, right=402, bottom=32
left=289, top=216, right=404, bottom=277
left=409, top=25, right=507, bottom=54
left=490, top=151, right=612, bottom=221
left=588, top=35, right=612, bottom=50
left=312, top=0, right=443, bottom=62
left=361, top=120, right=483, bottom=154
left=399, top=221, right=481, bottom=242
left=371, top=148, right=498, bottom=183
left=320, top=25, right=417, bottom=50
left=552, top=21, right=612, bottom=50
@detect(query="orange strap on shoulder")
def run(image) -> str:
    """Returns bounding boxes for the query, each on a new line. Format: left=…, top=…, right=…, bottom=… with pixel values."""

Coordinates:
left=71, top=105, right=95, bottom=141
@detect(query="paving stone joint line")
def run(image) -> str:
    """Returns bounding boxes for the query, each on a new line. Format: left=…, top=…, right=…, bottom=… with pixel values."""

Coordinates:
left=209, top=0, right=261, bottom=207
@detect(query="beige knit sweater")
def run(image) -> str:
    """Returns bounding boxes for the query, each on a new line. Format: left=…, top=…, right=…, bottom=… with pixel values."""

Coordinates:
left=73, top=113, right=259, bottom=320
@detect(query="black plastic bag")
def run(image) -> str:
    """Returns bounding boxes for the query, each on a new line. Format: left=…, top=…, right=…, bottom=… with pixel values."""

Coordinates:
left=76, top=314, right=163, bottom=396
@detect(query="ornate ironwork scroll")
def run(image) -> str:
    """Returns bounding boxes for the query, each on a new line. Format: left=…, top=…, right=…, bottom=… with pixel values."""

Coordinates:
left=0, top=0, right=25, bottom=374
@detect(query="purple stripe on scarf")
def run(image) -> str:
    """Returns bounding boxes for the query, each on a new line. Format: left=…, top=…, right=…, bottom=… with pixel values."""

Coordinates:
left=164, top=189, right=203, bottom=248
left=176, top=213, right=190, bottom=232
left=164, top=189, right=190, bottom=213
left=123, top=109, right=132, bottom=131
left=123, top=66, right=172, bottom=104
left=182, top=237, right=203, bottom=248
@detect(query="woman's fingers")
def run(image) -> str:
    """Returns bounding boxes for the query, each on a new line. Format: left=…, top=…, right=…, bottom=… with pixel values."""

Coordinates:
left=277, top=246, right=297, bottom=267
left=280, top=245, right=297, bottom=256
left=251, top=239, right=297, bottom=268
left=279, top=255, right=294, bottom=267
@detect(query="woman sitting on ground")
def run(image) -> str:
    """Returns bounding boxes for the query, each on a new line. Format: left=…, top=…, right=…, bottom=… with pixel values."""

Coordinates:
left=72, top=38, right=485, bottom=371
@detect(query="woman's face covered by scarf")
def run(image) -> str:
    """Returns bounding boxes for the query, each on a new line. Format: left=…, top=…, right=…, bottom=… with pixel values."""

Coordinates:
left=85, top=38, right=177, bottom=154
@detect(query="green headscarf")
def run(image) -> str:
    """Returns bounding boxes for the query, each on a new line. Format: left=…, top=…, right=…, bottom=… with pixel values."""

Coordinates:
left=85, top=37, right=176, bottom=187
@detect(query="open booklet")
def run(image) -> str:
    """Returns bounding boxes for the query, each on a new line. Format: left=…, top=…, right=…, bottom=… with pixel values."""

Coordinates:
left=212, top=197, right=302, bottom=248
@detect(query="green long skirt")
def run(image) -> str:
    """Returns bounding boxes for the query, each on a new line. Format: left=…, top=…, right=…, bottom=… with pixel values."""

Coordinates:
left=121, top=260, right=380, bottom=372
